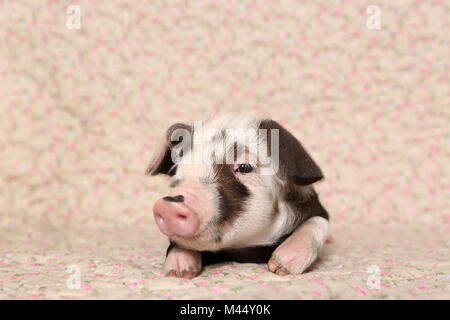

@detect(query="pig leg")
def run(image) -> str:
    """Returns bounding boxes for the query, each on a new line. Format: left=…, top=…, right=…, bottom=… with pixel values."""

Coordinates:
left=163, top=243, right=202, bottom=279
left=268, top=216, right=329, bottom=275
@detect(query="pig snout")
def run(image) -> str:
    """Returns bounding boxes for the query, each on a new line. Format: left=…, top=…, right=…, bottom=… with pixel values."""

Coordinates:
left=153, top=195, right=200, bottom=238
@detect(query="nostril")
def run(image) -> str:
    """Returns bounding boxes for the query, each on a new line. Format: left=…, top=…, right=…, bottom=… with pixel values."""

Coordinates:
left=177, top=214, right=187, bottom=220
left=163, top=195, right=185, bottom=202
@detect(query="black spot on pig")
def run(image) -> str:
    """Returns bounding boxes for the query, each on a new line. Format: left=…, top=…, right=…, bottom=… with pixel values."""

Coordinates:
left=163, top=195, right=185, bottom=203
left=169, top=178, right=182, bottom=188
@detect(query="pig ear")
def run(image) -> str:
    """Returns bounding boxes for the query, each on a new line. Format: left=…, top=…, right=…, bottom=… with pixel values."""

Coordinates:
left=145, top=122, right=193, bottom=176
left=259, top=119, right=323, bottom=185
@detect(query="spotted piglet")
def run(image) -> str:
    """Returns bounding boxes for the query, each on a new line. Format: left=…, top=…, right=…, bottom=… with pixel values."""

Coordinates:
left=147, top=115, right=329, bottom=278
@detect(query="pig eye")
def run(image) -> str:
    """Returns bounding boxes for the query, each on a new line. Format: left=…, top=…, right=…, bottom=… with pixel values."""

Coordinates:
left=236, top=163, right=253, bottom=173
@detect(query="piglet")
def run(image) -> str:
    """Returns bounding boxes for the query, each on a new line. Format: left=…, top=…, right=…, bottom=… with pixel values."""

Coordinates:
left=147, top=115, right=329, bottom=278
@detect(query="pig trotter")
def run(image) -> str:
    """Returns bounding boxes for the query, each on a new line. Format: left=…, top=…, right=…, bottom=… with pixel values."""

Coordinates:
left=267, top=216, right=329, bottom=276
left=267, top=255, right=291, bottom=276
left=163, top=244, right=202, bottom=279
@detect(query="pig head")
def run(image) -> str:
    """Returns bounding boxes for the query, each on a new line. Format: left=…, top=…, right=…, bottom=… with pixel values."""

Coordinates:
left=146, top=115, right=329, bottom=278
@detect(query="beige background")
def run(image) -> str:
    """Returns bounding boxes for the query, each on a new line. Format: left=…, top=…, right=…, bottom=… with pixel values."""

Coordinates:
left=0, top=0, right=448, bottom=299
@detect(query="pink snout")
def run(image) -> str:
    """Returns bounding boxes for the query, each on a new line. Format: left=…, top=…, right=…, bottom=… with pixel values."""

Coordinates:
left=153, top=195, right=199, bottom=238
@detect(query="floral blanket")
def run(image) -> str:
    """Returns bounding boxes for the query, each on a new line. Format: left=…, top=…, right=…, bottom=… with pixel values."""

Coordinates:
left=0, top=0, right=448, bottom=299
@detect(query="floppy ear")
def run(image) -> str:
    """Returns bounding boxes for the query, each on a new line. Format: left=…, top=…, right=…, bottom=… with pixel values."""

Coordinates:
left=259, top=119, right=323, bottom=185
left=145, top=122, right=193, bottom=176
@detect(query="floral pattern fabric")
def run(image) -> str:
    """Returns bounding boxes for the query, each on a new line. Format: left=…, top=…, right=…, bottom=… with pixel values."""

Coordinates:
left=0, top=0, right=449, bottom=299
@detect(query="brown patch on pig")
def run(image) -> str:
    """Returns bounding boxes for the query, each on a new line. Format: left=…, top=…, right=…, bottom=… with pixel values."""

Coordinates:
left=146, top=122, right=193, bottom=176
left=258, top=119, right=324, bottom=186
left=213, top=164, right=250, bottom=226
left=283, top=184, right=329, bottom=223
